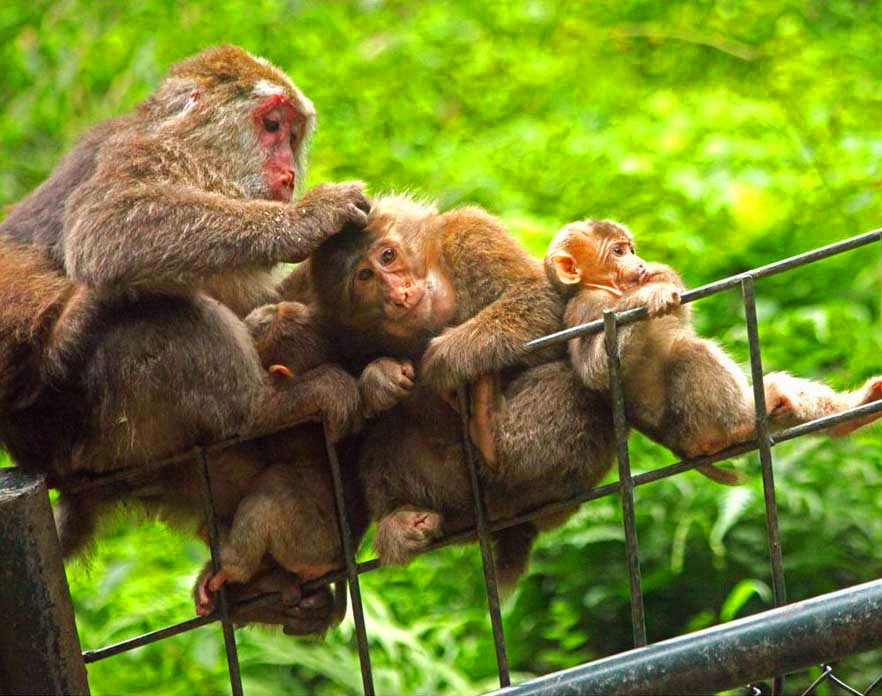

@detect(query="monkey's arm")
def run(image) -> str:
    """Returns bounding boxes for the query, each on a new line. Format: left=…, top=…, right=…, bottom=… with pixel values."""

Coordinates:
left=420, top=209, right=563, bottom=391
left=63, top=148, right=367, bottom=290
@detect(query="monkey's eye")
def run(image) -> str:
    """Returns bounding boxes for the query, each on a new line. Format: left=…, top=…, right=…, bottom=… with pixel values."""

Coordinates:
left=263, top=117, right=281, bottom=133
left=380, top=248, right=396, bottom=265
left=357, top=268, right=374, bottom=281
left=612, top=245, right=625, bottom=256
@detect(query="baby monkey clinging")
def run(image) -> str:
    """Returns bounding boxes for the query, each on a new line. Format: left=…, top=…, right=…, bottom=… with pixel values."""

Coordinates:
left=545, top=219, right=882, bottom=470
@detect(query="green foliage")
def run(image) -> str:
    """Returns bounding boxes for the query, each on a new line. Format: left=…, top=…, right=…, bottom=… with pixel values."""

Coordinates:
left=2, top=0, right=882, bottom=693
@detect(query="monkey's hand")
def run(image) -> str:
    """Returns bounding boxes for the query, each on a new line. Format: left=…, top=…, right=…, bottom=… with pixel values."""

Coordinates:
left=286, top=181, right=370, bottom=261
left=638, top=282, right=682, bottom=318
left=359, top=358, right=415, bottom=418
left=420, top=331, right=472, bottom=392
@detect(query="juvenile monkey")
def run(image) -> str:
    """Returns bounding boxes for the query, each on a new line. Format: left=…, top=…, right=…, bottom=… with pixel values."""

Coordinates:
left=545, top=219, right=882, bottom=461
left=195, top=302, right=416, bottom=613
left=0, top=45, right=369, bottom=635
left=276, top=195, right=616, bottom=589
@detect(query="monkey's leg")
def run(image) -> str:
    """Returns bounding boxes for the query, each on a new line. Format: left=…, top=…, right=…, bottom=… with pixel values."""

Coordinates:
left=374, top=507, right=444, bottom=566
left=831, top=376, right=882, bottom=435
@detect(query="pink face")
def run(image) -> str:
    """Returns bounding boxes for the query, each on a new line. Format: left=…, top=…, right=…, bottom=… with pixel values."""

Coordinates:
left=352, top=237, right=429, bottom=325
left=252, top=94, right=304, bottom=202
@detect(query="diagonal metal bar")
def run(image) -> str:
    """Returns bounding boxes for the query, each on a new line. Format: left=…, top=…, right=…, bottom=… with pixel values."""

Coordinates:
left=603, top=311, right=647, bottom=648
left=198, top=450, right=244, bottom=696
left=322, top=421, right=375, bottom=696
left=526, top=228, right=882, bottom=351
left=458, top=385, right=511, bottom=688
left=80, top=395, right=882, bottom=662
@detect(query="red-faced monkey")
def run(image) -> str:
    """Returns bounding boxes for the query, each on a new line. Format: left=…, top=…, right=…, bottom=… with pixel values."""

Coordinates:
left=545, top=219, right=882, bottom=462
left=0, top=45, right=369, bottom=635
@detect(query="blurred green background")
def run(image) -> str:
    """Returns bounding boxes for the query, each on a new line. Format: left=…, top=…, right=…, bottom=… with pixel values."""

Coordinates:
left=2, top=0, right=882, bottom=693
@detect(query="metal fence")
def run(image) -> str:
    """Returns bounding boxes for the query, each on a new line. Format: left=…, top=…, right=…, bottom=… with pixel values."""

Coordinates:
left=3, top=229, right=882, bottom=696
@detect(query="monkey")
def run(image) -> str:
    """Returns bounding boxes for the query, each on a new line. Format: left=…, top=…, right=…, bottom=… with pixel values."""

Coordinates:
left=264, top=194, right=617, bottom=591
left=193, top=301, right=419, bottom=615
left=0, top=45, right=371, bottom=635
left=544, top=219, right=882, bottom=462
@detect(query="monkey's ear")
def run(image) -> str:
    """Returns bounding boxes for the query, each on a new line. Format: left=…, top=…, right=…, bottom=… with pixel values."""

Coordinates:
left=550, top=253, right=581, bottom=285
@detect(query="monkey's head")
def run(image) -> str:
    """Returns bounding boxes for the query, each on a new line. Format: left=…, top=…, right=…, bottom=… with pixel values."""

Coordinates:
left=545, top=220, right=646, bottom=297
left=311, top=194, right=448, bottom=350
left=141, top=45, right=316, bottom=203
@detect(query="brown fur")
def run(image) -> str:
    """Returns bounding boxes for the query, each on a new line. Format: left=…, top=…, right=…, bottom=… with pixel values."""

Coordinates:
left=0, top=45, right=370, bottom=635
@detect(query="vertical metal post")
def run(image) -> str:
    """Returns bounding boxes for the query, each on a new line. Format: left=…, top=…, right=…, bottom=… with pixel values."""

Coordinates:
left=322, top=422, right=375, bottom=696
left=741, top=276, right=787, bottom=696
left=458, top=385, right=511, bottom=687
left=603, top=310, right=647, bottom=648
left=198, top=451, right=244, bottom=696
left=0, top=468, right=89, bottom=695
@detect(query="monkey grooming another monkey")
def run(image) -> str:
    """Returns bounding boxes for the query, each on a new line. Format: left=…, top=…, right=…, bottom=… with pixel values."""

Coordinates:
left=0, top=45, right=370, bottom=635
left=545, top=219, right=882, bottom=463
left=270, top=194, right=616, bottom=589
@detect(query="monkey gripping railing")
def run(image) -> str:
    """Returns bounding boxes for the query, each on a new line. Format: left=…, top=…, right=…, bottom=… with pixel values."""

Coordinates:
left=2, top=228, right=882, bottom=696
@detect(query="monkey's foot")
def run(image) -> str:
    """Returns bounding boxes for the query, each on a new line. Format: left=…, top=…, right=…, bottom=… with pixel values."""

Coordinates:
left=375, top=508, right=444, bottom=565
left=832, top=377, right=882, bottom=436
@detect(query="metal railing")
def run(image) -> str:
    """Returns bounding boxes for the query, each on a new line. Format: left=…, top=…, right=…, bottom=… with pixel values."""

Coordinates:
left=4, top=228, right=882, bottom=696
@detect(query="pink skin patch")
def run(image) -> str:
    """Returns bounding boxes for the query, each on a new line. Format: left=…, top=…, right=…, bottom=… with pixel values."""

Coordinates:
left=252, top=94, right=302, bottom=202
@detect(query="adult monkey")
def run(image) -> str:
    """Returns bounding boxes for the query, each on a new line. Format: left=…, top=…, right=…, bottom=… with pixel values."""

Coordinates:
left=0, top=45, right=368, bottom=634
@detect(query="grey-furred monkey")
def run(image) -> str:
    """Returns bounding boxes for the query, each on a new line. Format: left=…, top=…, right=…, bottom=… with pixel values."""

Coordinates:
left=545, top=219, right=882, bottom=464
left=0, top=45, right=370, bottom=635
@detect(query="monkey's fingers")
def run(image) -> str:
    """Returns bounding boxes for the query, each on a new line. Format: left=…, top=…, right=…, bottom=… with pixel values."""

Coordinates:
left=400, top=360, right=416, bottom=381
left=269, top=364, right=295, bottom=379
left=207, top=568, right=236, bottom=594
left=194, top=574, right=217, bottom=617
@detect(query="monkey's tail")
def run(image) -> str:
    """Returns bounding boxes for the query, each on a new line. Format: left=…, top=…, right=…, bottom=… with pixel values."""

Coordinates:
left=330, top=580, right=349, bottom=627
left=697, top=464, right=747, bottom=486
left=53, top=491, right=99, bottom=559
left=491, top=522, right=539, bottom=595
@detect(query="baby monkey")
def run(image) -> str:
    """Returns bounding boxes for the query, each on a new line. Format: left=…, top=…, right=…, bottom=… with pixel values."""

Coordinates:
left=196, top=300, right=415, bottom=615
left=545, top=219, right=882, bottom=467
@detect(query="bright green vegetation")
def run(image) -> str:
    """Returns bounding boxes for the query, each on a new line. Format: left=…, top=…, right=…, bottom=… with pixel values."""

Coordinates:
left=2, top=1, right=882, bottom=693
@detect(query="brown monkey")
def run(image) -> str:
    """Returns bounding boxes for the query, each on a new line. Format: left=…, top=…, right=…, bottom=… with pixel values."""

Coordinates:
left=545, top=219, right=882, bottom=461
left=274, top=195, right=616, bottom=590
left=0, top=46, right=370, bottom=635
left=194, top=302, right=417, bottom=613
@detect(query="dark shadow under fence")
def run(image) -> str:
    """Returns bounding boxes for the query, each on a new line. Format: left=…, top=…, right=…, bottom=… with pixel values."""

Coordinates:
left=2, top=229, right=882, bottom=696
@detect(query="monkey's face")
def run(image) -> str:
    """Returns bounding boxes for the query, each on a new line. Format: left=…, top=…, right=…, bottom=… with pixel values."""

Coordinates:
left=250, top=93, right=310, bottom=202
left=546, top=220, right=645, bottom=295
left=348, top=230, right=433, bottom=334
